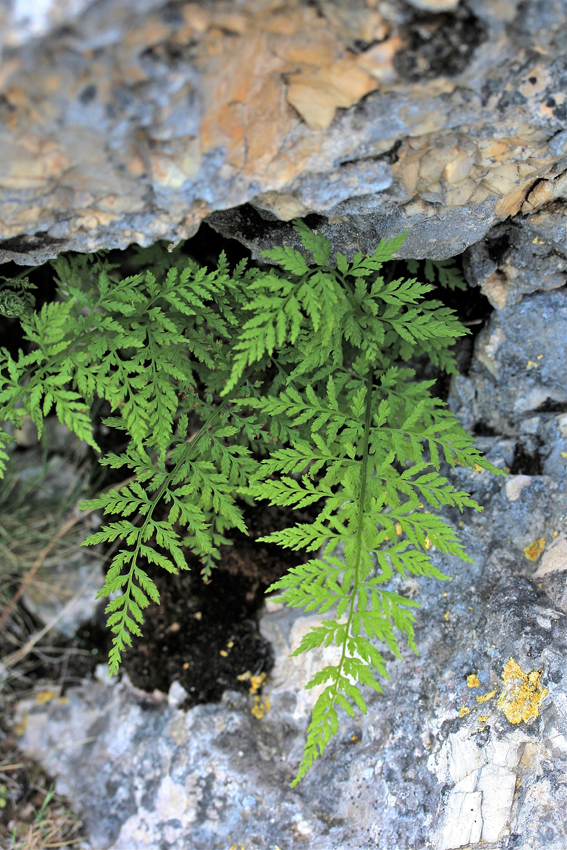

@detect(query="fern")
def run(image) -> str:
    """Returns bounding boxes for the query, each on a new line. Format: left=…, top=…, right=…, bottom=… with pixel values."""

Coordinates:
left=406, top=256, right=468, bottom=292
left=0, top=220, right=503, bottom=786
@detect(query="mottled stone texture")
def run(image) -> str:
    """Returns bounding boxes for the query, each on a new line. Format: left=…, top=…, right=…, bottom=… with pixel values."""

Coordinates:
left=0, top=0, right=566, bottom=267
left=12, top=284, right=567, bottom=850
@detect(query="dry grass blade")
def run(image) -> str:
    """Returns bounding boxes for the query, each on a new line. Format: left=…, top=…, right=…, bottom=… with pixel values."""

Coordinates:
left=0, top=515, right=80, bottom=633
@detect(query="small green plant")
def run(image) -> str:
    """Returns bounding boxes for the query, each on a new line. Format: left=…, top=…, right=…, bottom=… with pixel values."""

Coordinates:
left=0, top=272, right=37, bottom=319
left=0, top=221, right=501, bottom=784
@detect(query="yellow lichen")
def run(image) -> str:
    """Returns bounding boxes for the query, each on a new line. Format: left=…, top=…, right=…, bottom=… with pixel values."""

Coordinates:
left=476, top=687, right=497, bottom=704
left=467, top=674, right=480, bottom=688
left=35, top=689, right=59, bottom=705
left=523, top=538, right=545, bottom=561
left=13, top=716, right=28, bottom=737
left=459, top=705, right=470, bottom=718
left=251, top=695, right=271, bottom=719
left=237, top=670, right=267, bottom=695
left=497, top=658, right=548, bottom=724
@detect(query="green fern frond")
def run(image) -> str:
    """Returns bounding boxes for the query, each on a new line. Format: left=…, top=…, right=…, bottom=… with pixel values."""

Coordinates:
left=0, top=219, right=500, bottom=787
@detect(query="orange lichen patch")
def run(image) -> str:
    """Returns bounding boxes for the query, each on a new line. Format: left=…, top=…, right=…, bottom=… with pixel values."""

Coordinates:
left=245, top=75, right=292, bottom=172
left=476, top=687, right=497, bottom=704
left=467, top=674, right=481, bottom=688
left=0, top=133, right=70, bottom=190
left=459, top=705, right=470, bottom=718
left=197, top=3, right=347, bottom=160
left=523, top=537, right=545, bottom=561
left=481, top=269, right=508, bottom=310
left=522, top=171, right=567, bottom=214
left=497, top=658, right=548, bottom=724
left=494, top=184, right=533, bottom=217
left=286, top=57, right=377, bottom=130
left=356, top=37, right=401, bottom=85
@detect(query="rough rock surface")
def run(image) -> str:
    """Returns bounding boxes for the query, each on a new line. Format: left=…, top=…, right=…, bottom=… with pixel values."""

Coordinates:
left=14, top=288, right=567, bottom=849
left=1, top=0, right=567, bottom=266
left=5, top=421, right=104, bottom=637
left=449, top=288, right=567, bottom=436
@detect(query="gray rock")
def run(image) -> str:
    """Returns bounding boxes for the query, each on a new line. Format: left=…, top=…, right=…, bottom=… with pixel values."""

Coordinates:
left=5, top=4, right=567, bottom=839
left=2, top=424, right=104, bottom=637
left=451, top=289, right=567, bottom=437
left=462, top=218, right=567, bottom=308
left=1, top=0, right=567, bottom=267
left=14, top=440, right=567, bottom=849
left=22, top=550, right=104, bottom=639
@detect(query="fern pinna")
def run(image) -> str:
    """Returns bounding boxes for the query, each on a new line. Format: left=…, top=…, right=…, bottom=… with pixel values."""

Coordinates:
left=0, top=222, right=501, bottom=785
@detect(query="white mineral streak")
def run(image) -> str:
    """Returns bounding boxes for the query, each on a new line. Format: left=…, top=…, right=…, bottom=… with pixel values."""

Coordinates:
left=267, top=611, right=343, bottom=719
left=432, top=723, right=533, bottom=849
left=505, top=475, right=533, bottom=502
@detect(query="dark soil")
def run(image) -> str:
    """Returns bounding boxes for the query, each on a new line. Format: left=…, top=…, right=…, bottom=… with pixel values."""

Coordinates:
left=121, top=499, right=318, bottom=705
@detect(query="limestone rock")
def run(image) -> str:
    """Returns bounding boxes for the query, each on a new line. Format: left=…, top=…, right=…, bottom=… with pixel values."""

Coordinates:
left=463, top=215, right=567, bottom=308
left=0, top=0, right=566, bottom=267
left=13, top=438, right=567, bottom=849
left=449, top=289, right=567, bottom=437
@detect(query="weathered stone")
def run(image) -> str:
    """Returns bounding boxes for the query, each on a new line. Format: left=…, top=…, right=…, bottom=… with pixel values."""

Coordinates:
left=0, top=0, right=566, bottom=268
left=4, top=2, right=567, bottom=846
left=462, top=214, right=567, bottom=308
left=13, top=348, right=567, bottom=848
left=449, top=289, right=567, bottom=437
left=21, top=544, right=104, bottom=639
left=0, top=416, right=102, bottom=637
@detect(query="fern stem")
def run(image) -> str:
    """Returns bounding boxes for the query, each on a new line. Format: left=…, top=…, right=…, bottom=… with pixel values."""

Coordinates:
left=331, top=364, right=374, bottom=708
